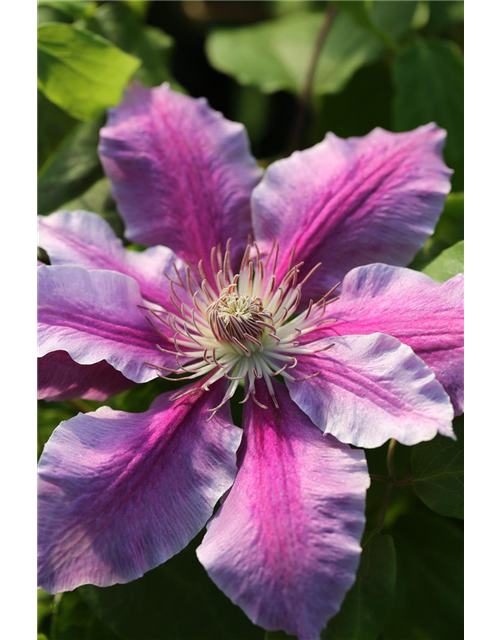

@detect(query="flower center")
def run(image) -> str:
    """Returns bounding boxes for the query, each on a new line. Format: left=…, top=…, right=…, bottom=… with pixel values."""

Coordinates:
left=207, top=287, right=271, bottom=348
left=143, top=240, right=339, bottom=418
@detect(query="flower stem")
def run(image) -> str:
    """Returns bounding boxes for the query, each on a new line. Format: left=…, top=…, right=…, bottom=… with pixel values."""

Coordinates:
left=370, top=474, right=413, bottom=486
left=386, top=438, right=397, bottom=480
left=287, top=3, right=337, bottom=153
left=373, top=482, right=393, bottom=535
left=365, top=439, right=403, bottom=544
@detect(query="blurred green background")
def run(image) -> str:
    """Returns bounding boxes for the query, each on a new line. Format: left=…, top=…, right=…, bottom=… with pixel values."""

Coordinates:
left=37, top=2, right=464, bottom=639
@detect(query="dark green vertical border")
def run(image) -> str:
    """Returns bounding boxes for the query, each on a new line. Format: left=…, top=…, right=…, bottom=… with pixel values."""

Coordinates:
left=465, top=0, right=500, bottom=640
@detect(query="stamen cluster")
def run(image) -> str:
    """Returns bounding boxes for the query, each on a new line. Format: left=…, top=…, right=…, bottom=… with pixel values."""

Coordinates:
left=144, top=240, right=339, bottom=418
left=207, top=288, right=269, bottom=346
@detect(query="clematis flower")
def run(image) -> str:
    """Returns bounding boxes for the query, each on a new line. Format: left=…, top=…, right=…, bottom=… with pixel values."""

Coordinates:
left=37, top=84, right=464, bottom=640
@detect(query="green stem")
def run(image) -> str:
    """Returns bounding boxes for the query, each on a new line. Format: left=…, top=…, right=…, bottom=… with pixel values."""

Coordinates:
left=387, top=438, right=397, bottom=479
left=366, top=439, right=404, bottom=543
left=287, top=3, right=337, bottom=153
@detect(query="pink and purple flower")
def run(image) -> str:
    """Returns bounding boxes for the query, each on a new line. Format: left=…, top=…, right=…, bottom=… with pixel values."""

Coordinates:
left=37, top=83, right=464, bottom=640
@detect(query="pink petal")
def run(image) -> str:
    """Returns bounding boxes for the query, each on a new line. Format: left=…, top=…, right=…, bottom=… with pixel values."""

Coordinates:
left=313, top=264, right=464, bottom=414
left=38, top=382, right=242, bottom=593
left=252, top=124, right=452, bottom=302
left=287, top=333, right=454, bottom=448
left=197, top=382, right=369, bottom=640
left=99, top=83, right=262, bottom=271
left=38, top=210, right=188, bottom=311
left=38, top=351, right=134, bottom=402
left=38, top=265, right=173, bottom=383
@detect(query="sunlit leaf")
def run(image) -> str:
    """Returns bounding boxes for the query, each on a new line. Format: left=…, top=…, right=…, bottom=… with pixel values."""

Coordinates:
left=271, top=0, right=321, bottom=16
left=82, top=2, right=180, bottom=88
left=38, top=23, right=140, bottom=120
left=410, top=194, right=464, bottom=271
left=123, top=0, right=150, bottom=19
left=422, top=240, right=464, bottom=283
left=206, top=10, right=383, bottom=96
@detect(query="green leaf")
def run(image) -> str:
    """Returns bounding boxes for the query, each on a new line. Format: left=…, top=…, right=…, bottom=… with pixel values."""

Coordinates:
left=51, top=591, right=119, bottom=640
left=38, top=1, right=96, bottom=25
left=334, top=0, right=374, bottom=31
left=37, top=90, right=77, bottom=170
left=426, top=0, right=464, bottom=36
left=38, top=117, right=103, bottom=216
left=385, top=508, right=463, bottom=640
left=122, top=0, right=151, bottom=19
left=37, top=590, right=54, bottom=631
left=270, top=0, right=322, bottom=17
left=37, top=7, right=74, bottom=25
left=38, top=403, right=74, bottom=459
left=433, top=192, right=464, bottom=244
left=411, top=2, right=431, bottom=31
left=441, top=191, right=464, bottom=223
left=38, top=1, right=97, bottom=20
left=37, top=23, right=140, bottom=121
left=422, top=240, right=464, bottom=283
left=134, top=26, right=178, bottom=87
left=322, top=534, right=396, bottom=640
left=206, top=10, right=384, bottom=96
left=339, top=1, right=417, bottom=51
left=265, top=632, right=297, bottom=640
left=60, top=177, right=125, bottom=239
left=392, top=38, right=464, bottom=190
left=81, top=536, right=263, bottom=640
left=411, top=416, right=464, bottom=519
left=107, top=377, right=177, bottom=413
left=370, top=0, right=417, bottom=41
left=81, top=2, right=180, bottom=88
left=409, top=193, right=464, bottom=272
left=72, top=377, right=178, bottom=415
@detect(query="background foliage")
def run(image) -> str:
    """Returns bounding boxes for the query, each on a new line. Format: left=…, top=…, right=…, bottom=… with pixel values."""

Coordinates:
left=37, top=2, right=464, bottom=639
